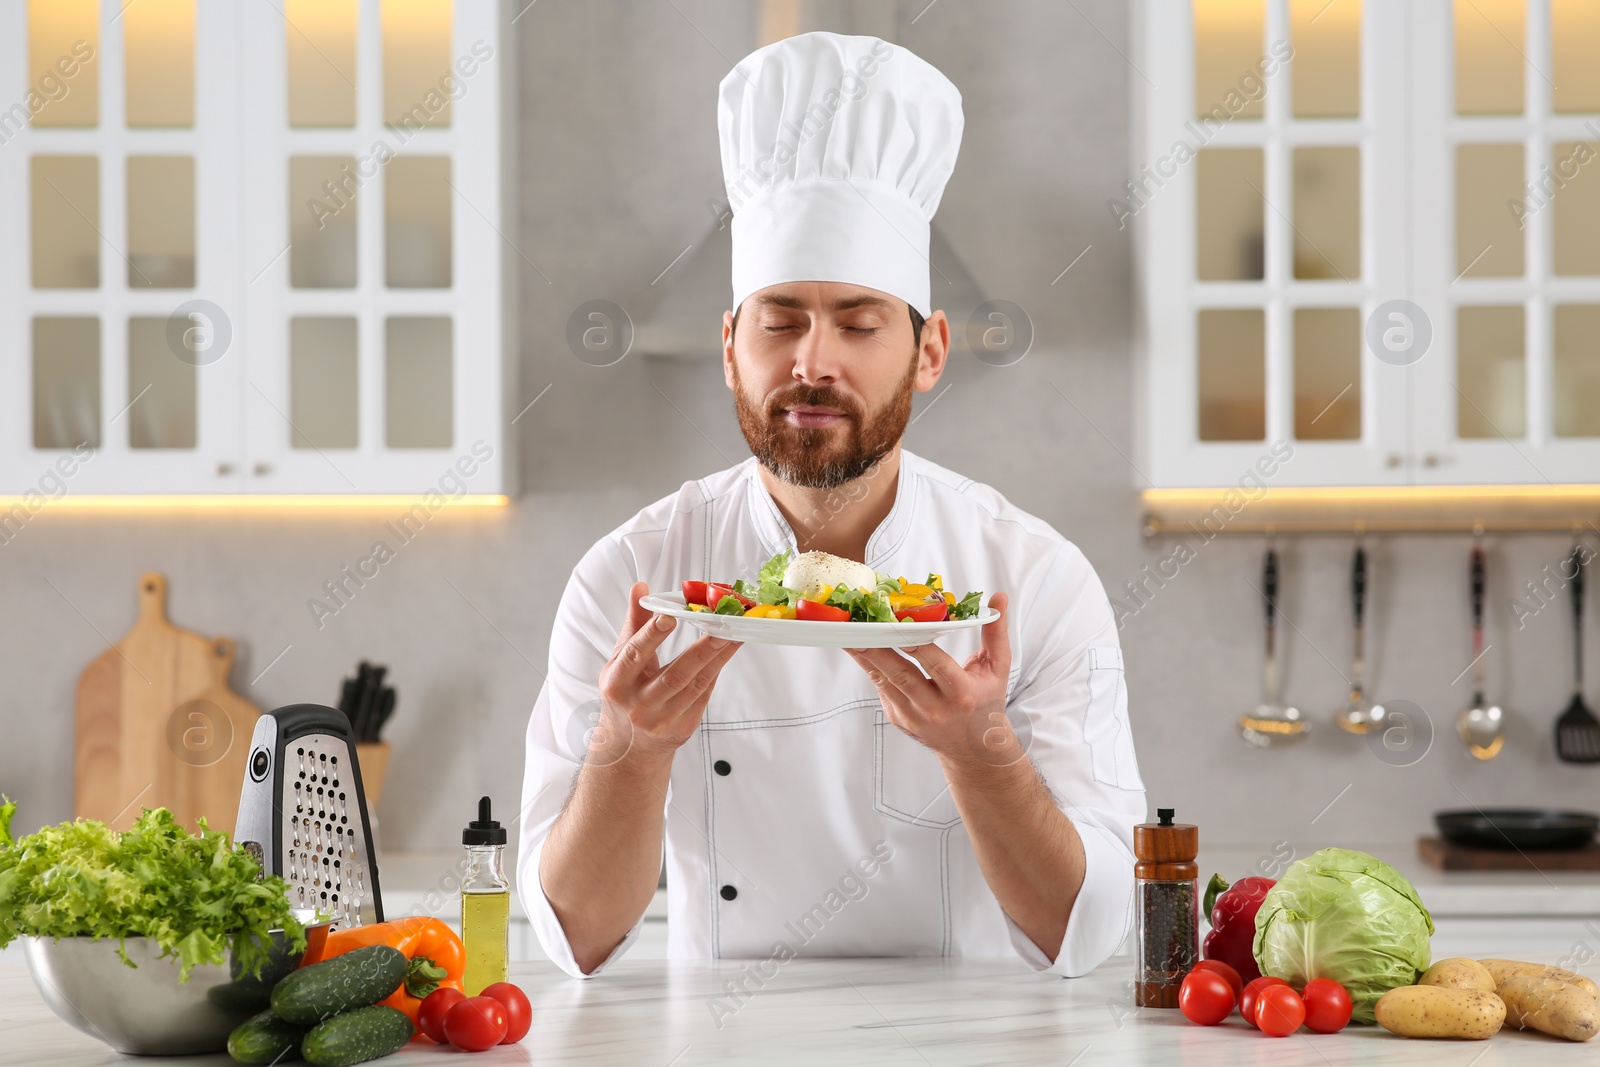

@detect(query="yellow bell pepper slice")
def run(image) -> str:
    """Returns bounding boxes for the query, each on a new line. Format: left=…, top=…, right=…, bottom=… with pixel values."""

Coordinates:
left=744, top=604, right=796, bottom=619
left=801, top=584, right=834, bottom=604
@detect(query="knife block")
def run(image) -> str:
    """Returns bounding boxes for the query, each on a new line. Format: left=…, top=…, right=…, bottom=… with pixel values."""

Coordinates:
left=356, top=741, right=392, bottom=808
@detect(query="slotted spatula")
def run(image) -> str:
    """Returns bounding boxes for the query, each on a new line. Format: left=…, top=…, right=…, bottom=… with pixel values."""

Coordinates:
left=1556, top=545, right=1600, bottom=763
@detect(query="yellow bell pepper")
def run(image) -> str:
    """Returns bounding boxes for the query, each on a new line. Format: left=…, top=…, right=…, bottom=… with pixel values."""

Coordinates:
left=801, top=584, right=835, bottom=604
left=889, top=592, right=937, bottom=613
left=745, top=604, right=797, bottom=619
left=943, top=590, right=956, bottom=606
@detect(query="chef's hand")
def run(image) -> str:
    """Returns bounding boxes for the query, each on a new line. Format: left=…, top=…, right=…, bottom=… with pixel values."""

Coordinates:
left=844, top=592, right=1015, bottom=767
left=594, top=581, right=743, bottom=763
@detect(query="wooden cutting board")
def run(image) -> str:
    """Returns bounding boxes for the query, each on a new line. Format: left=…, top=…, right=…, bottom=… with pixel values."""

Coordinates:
left=1418, top=836, right=1600, bottom=871
left=75, top=572, right=260, bottom=834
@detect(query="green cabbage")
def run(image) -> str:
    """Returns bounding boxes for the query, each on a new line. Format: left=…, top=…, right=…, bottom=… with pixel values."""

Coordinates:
left=1253, top=847, right=1434, bottom=1024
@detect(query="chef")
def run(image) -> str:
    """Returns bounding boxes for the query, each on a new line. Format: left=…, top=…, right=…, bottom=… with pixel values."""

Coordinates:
left=518, top=32, right=1145, bottom=983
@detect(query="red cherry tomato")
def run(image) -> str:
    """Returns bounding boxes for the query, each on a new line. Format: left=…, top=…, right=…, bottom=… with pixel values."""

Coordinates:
left=795, top=598, right=851, bottom=622
left=418, top=987, right=466, bottom=1044
left=480, top=982, right=532, bottom=1045
left=1240, top=976, right=1290, bottom=1029
left=1190, top=959, right=1243, bottom=1006
left=681, top=580, right=710, bottom=606
left=1255, top=984, right=1306, bottom=1037
left=444, top=996, right=508, bottom=1052
left=894, top=601, right=949, bottom=623
left=1179, top=969, right=1235, bottom=1026
left=1300, top=978, right=1353, bottom=1034
left=706, top=582, right=754, bottom=610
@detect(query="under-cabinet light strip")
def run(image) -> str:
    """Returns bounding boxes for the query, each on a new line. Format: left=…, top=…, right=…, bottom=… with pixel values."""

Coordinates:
left=0, top=495, right=511, bottom=510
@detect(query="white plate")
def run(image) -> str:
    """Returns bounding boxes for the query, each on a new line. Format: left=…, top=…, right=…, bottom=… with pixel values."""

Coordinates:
left=638, top=592, right=998, bottom=648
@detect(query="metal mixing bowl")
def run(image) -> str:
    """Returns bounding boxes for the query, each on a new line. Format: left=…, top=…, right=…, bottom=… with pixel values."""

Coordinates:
left=22, top=910, right=330, bottom=1055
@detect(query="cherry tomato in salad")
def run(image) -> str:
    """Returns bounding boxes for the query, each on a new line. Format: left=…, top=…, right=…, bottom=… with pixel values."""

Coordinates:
left=480, top=982, right=532, bottom=1044
left=795, top=598, right=851, bottom=622
left=418, top=987, right=466, bottom=1044
left=706, top=582, right=754, bottom=610
left=1254, top=984, right=1306, bottom=1037
left=1190, top=959, right=1243, bottom=1007
left=443, top=996, right=508, bottom=1052
left=1178, top=969, right=1234, bottom=1026
left=681, top=580, right=710, bottom=607
left=1240, top=976, right=1290, bottom=1029
left=1299, top=978, right=1352, bottom=1034
left=894, top=601, right=949, bottom=623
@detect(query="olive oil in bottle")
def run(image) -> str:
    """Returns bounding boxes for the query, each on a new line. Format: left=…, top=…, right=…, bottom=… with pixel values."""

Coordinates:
left=461, top=795, right=510, bottom=995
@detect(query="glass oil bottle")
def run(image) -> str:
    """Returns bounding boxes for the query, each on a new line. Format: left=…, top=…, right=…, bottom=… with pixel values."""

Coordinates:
left=461, top=795, right=509, bottom=995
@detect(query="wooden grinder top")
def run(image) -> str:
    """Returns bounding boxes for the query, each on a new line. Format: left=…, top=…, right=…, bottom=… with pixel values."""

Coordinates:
left=1134, top=808, right=1199, bottom=880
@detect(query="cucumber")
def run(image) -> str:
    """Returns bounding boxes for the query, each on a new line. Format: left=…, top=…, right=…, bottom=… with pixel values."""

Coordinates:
left=270, top=945, right=407, bottom=1026
left=301, top=1005, right=413, bottom=1067
left=228, top=1008, right=306, bottom=1064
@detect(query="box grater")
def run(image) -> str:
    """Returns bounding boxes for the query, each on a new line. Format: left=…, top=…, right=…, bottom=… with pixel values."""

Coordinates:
left=235, top=703, right=383, bottom=928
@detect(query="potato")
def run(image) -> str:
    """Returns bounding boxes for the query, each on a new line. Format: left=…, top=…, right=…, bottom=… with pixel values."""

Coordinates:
left=1375, top=985, right=1506, bottom=1040
left=1420, top=958, right=1497, bottom=993
left=1498, top=976, right=1600, bottom=1041
left=1479, top=958, right=1600, bottom=1000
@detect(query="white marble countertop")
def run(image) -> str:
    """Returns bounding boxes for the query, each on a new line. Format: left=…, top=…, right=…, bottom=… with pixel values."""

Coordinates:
left=6, top=953, right=1599, bottom=1066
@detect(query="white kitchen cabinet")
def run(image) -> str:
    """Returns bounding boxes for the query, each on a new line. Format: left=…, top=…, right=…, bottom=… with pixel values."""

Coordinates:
left=0, top=0, right=516, bottom=498
left=1134, top=0, right=1600, bottom=489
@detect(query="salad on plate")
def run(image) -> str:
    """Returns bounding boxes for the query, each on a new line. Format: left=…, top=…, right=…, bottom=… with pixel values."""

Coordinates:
left=680, top=549, right=984, bottom=624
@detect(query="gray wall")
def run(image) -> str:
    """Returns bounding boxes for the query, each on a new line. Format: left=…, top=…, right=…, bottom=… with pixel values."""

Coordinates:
left=4, top=1, right=1597, bottom=869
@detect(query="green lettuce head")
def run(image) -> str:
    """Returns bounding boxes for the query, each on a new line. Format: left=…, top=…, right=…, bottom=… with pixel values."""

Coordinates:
left=1253, top=847, right=1434, bottom=1024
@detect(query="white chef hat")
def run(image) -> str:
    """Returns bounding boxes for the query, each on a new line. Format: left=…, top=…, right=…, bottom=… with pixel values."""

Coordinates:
left=717, top=32, right=963, bottom=319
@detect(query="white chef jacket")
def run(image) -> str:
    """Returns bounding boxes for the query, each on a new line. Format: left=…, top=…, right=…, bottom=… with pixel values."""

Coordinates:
left=517, top=449, right=1146, bottom=979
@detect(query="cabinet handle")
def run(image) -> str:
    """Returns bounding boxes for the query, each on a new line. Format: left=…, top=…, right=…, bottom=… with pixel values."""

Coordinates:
left=217, top=462, right=235, bottom=476
left=1385, top=453, right=1402, bottom=468
left=252, top=462, right=272, bottom=477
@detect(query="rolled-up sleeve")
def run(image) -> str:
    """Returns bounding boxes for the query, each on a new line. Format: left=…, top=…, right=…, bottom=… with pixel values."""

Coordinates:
left=516, top=537, right=650, bottom=979
left=998, top=542, right=1146, bottom=977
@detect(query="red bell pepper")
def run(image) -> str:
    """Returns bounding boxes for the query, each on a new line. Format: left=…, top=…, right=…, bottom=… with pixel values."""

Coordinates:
left=1201, top=874, right=1275, bottom=984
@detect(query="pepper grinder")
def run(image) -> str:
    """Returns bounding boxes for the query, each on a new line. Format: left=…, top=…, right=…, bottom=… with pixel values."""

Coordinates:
left=1133, top=807, right=1199, bottom=1008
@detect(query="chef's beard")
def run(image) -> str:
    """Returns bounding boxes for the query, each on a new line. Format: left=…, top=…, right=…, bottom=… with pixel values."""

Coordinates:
left=732, top=354, right=919, bottom=490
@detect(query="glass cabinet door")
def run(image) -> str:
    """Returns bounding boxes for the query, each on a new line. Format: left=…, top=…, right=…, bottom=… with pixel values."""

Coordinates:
left=8, top=0, right=243, bottom=494
left=1409, top=0, right=1600, bottom=484
left=1146, top=0, right=1398, bottom=487
left=238, top=0, right=504, bottom=495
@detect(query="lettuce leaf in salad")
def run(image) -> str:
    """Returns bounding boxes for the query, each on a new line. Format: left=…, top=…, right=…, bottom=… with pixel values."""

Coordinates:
left=949, top=591, right=984, bottom=620
left=757, top=550, right=791, bottom=585
left=0, top=797, right=305, bottom=983
left=748, top=551, right=802, bottom=606
left=825, top=586, right=897, bottom=623
left=713, top=595, right=747, bottom=615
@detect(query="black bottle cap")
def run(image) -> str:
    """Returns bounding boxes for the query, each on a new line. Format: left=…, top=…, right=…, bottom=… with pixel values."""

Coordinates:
left=1157, top=808, right=1175, bottom=827
left=463, top=795, right=507, bottom=846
